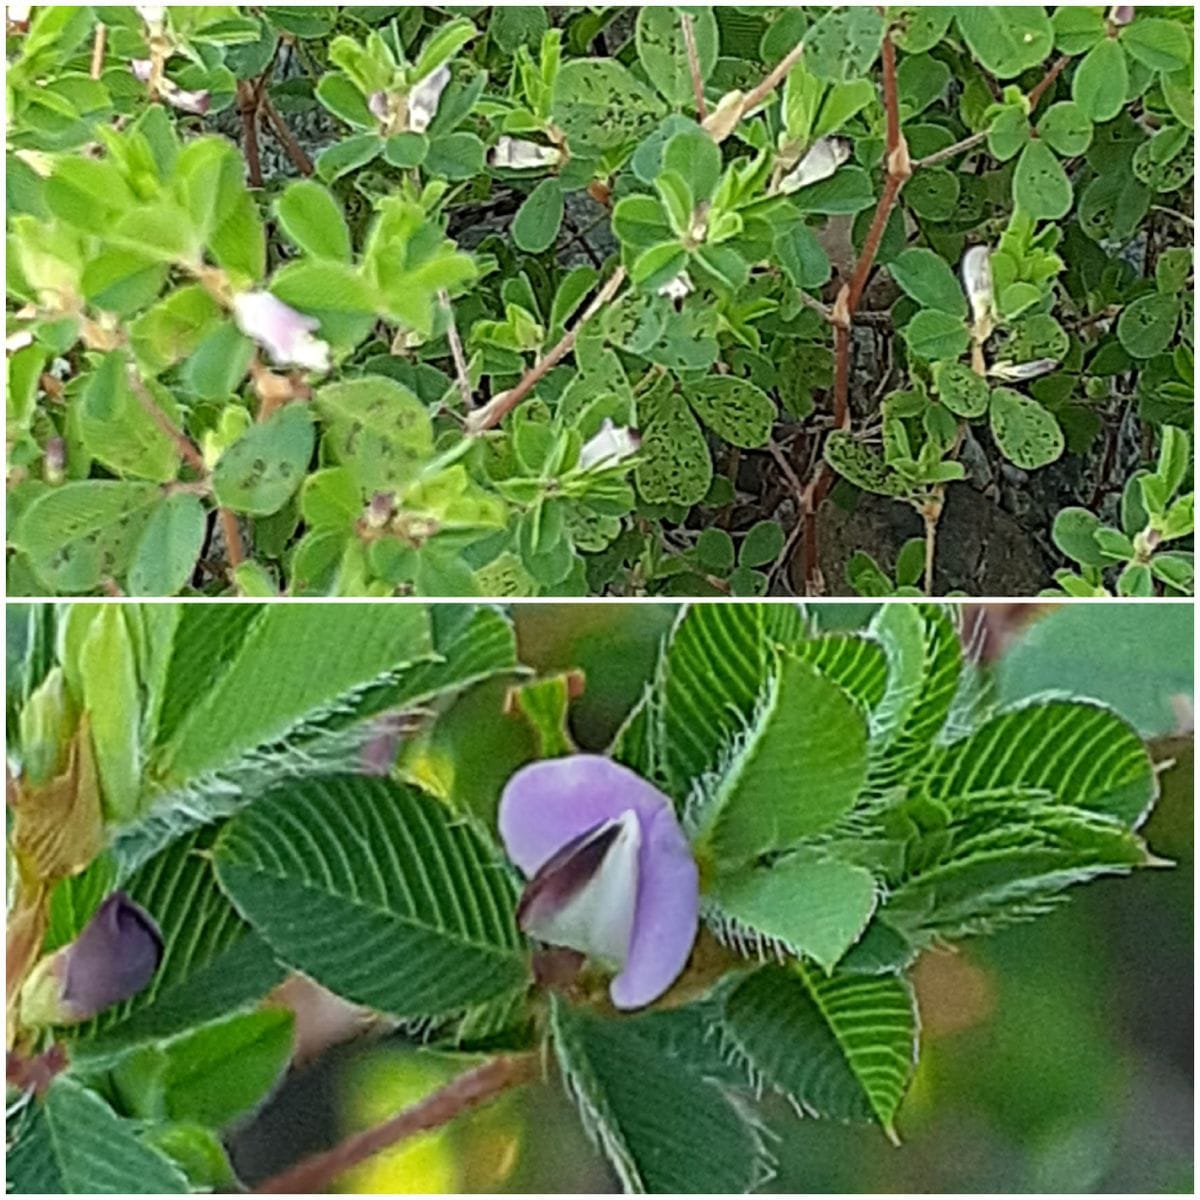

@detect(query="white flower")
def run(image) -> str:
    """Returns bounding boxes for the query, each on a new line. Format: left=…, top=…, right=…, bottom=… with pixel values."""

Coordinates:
left=368, top=91, right=389, bottom=122
left=961, top=245, right=995, bottom=336
left=778, top=136, right=851, bottom=194
left=232, top=291, right=331, bottom=373
left=579, top=419, right=640, bottom=471
left=7, top=5, right=32, bottom=28
left=130, top=59, right=210, bottom=114
left=657, top=271, right=694, bottom=302
left=407, top=65, right=450, bottom=134
left=130, top=58, right=152, bottom=83
left=988, top=358, right=1059, bottom=382
left=490, top=136, right=561, bottom=170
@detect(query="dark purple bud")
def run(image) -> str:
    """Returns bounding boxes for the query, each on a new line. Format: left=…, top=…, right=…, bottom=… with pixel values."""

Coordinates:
left=21, top=892, right=162, bottom=1026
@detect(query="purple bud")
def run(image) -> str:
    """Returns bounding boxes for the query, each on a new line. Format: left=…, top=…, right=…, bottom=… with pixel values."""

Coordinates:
left=21, top=892, right=162, bottom=1026
left=1109, top=5, right=1134, bottom=26
left=499, top=756, right=699, bottom=1010
left=368, top=91, right=389, bottom=122
left=44, top=436, right=65, bottom=484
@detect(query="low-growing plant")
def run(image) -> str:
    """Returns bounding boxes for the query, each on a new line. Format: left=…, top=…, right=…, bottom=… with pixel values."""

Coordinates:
left=5, top=602, right=1173, bottom=1191
left=4, top=6, right=1194, bottom=596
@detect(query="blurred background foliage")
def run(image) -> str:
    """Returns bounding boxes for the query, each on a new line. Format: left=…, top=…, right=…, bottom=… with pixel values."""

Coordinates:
left=231, top=602, right=1192, bottom=1193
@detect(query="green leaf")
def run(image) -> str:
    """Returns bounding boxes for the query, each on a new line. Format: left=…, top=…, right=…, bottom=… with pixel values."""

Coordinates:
left=155, top=605, right=434, bottom=784
left=1072, top=37, right=1128, bottom=122
left=805, top=7, right=885, bottom=82
left=1036, top=101, right=1093, bottom=157
left=710, top=851, right=877, bottom=971
left=275, top=180, right=353, bottom=262
left=161, top=1008, right=294, bottom=1127
left=823, top=430, right=909, bottom=497
left=696, top=653, right=868, bottom=867
left=663, top=128, right=722, bottom=204
left=212, top=404, right=314, bottom=516
left=635, top=6, right=718, bottom=106
left=634, top=380, right=713, bottom=506
left=512, top=177, right=564, bottom=253
left=69, top=828, right=284, bottom=1059
left=1120, top=17, right=1192, bottom=73
left=902, top=310, right=970, bottom=361
left=925, top=700, right=1157, bottom=827
left=551, top=997, right=768, bottom=1192
left=214, top=774, right=529, bottom=1019
left=315, top=132, right=384, bottom=181
left=878, top=791, right=1151, bottom=943
left=551, top=59, right=664, bottom=154
left=956, top=8, right=1054, bottom=79
left=724, top=963, right=916, bottom=1136
left=13, top=482, right=161, bottom=594
left=314, top=375, right=434, bottom=491
left=126, top=494, right=206, bottom=597
left=1117, top=293, right=1181, bottom=358
left=1013, top=139, right=1072, bottom=220
left=684, top=376, right=775, bottom=449
left=739, top=519, right=784, bottom=568
left=888, top=248, right=966, bottom=317
left=932, top=360, right=989, bottom=418
left=989, top=386, right=1064, bottom=469
left=424, top=131, right=486, bottom=180
left=7, top=1077, right=190, bottom=1194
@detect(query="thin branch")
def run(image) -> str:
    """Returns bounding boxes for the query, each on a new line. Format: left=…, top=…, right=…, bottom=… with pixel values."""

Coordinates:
left=127, top=369, right=206, bottom=473
left=1027, top=54, right=1070, bottom=107
left=466, top=267, right=627, bottom=433
left=218, top=508, right=245, bottom=571
left=736, top=38, right=806, bottom=126
left=681, top=13, right=708, bottom=121
left=89, top=23, right=106, bottom=80
left=252, top=1054, right=539, bottom=1194
left=439, top=289, right=474, bottom=411
left=262, top=95, right=314, bottom=177
left=236, top=80, right=263, bottom=188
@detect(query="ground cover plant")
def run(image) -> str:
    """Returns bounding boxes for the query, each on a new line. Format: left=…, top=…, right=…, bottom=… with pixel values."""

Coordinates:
left=4, top=601, right=1176, bottom=1191
left=5, top=6, right=1194, bottom=596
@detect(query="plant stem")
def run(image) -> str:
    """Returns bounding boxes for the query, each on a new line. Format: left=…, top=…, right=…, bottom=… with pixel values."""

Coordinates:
left=466, top=268, right=627, bottom=434
left=127, top=369, right=207, bottom=473
left=219, top=508, right=246, bottom=572
left=237, top=80, right=263, bottom=188
left=251, top=1054, right=540, bottom=1194
left=439, top=289, right=474, bottom=411
left=262, top=95, right=314, bottom=177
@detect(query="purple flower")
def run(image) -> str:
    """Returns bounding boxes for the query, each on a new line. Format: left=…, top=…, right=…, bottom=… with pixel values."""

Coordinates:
left=232, top=290, right=331, bottom=372
left=1109, top=5, right=1135, bottom=26
left=20, top=893, right=163, bottom=1026
left=498, top=755, right=699, bottom=1010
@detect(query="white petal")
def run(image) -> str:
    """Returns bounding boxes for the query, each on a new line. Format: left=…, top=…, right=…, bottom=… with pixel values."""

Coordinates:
left=130, top=58, right=152, bottom=83
left=961, top=245, right=995, bottom=329
left=490, top=136, right=560, bottom=170
left=232, top=291, right=329, bottom=372
left=579, top=419, right=640, bottom=471
left=136, top=4, right=165, bottom=23
left=521, top=810, right=641, bottom=967
left=407, top=65, right=450, bottom=134
left=778, top=136, right=851, bottom=194
left=988, top=358, right=1058, bottom=382
left=656, top=271, right=694, bottom=302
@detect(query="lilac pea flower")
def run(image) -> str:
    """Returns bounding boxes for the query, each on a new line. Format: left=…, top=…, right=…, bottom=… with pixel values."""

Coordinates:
left=407, top=66, right=451, bottom=134
left=231, top=291, right=331, bottom=373
left=778, top=136, right=851, bottom=194
left=498, top=755, right=699, bottom=1010
left=1109, top=5, right=1134, bottom=26
left=20, top=892, right=163, bottom=1026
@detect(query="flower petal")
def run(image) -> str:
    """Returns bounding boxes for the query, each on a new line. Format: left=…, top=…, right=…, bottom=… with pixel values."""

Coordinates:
left=610, top=803, right=699, bottom=1010
left=516, top=810, right=641, bottom=967
left=61, top=892, right=162, bottom=1021
left=498, top=755, right=671, bottom=876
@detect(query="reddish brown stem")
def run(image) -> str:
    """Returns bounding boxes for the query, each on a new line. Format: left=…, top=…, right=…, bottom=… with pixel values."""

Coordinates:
left=237, top=80, right=263, bottom=187
left=252, top=1054, right=539, bottom=1194
left=219, top=508, right=246, bottom=572
left=681, top=13, right=708, bottom=121
left=127, top=370, right=206, bottom=474
left=263, top=95, right=314, bottom=177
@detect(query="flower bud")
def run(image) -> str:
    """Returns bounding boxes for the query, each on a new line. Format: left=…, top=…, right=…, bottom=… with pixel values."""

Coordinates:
left=407, top=66, right=450, bottom=134
left=961, top=244, right=996, bottom=340
left=778, top=136, right=851, bottom=194
left=20, top=893, right=162, bottom=1027
left=232, top=291, right=331, bottom=373
left=43, top=436, right=65, bottom=485
left=489, top=137, right=562, bottom=170
left=1109, top=6, right=1135, bottom=26
left=988, top=358, right=1058, bottom=382
left=18, top=667, right=77, bottom=788
left=578, top=420, right=640, bottom=471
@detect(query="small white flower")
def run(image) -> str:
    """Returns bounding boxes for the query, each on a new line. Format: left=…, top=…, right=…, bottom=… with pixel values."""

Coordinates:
left=7, top=4, right=32, bottom=27
left=490, top=136, right=561, bottom=170
left=232, top=291, right=331, bottom=373
left=656, top=271, right=694, bottom=302
left=961, top=245, right=995, bottom=335
left=136, top=5, right=165, bottom=26
left=130, top=58, right=153, bottom=83
left=579, top=419, right=640, bottom=471
left=778, top=136, right=851, bottom=194
left=407, top=65, right=450, bottom=134
left=162, top=82, right=211, bottom=115
left=988, top=358, right=1059, bottom=382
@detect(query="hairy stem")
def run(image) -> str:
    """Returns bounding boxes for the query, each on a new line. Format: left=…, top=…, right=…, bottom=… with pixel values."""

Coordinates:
left=252, top=1054, right=540, bottom=1194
